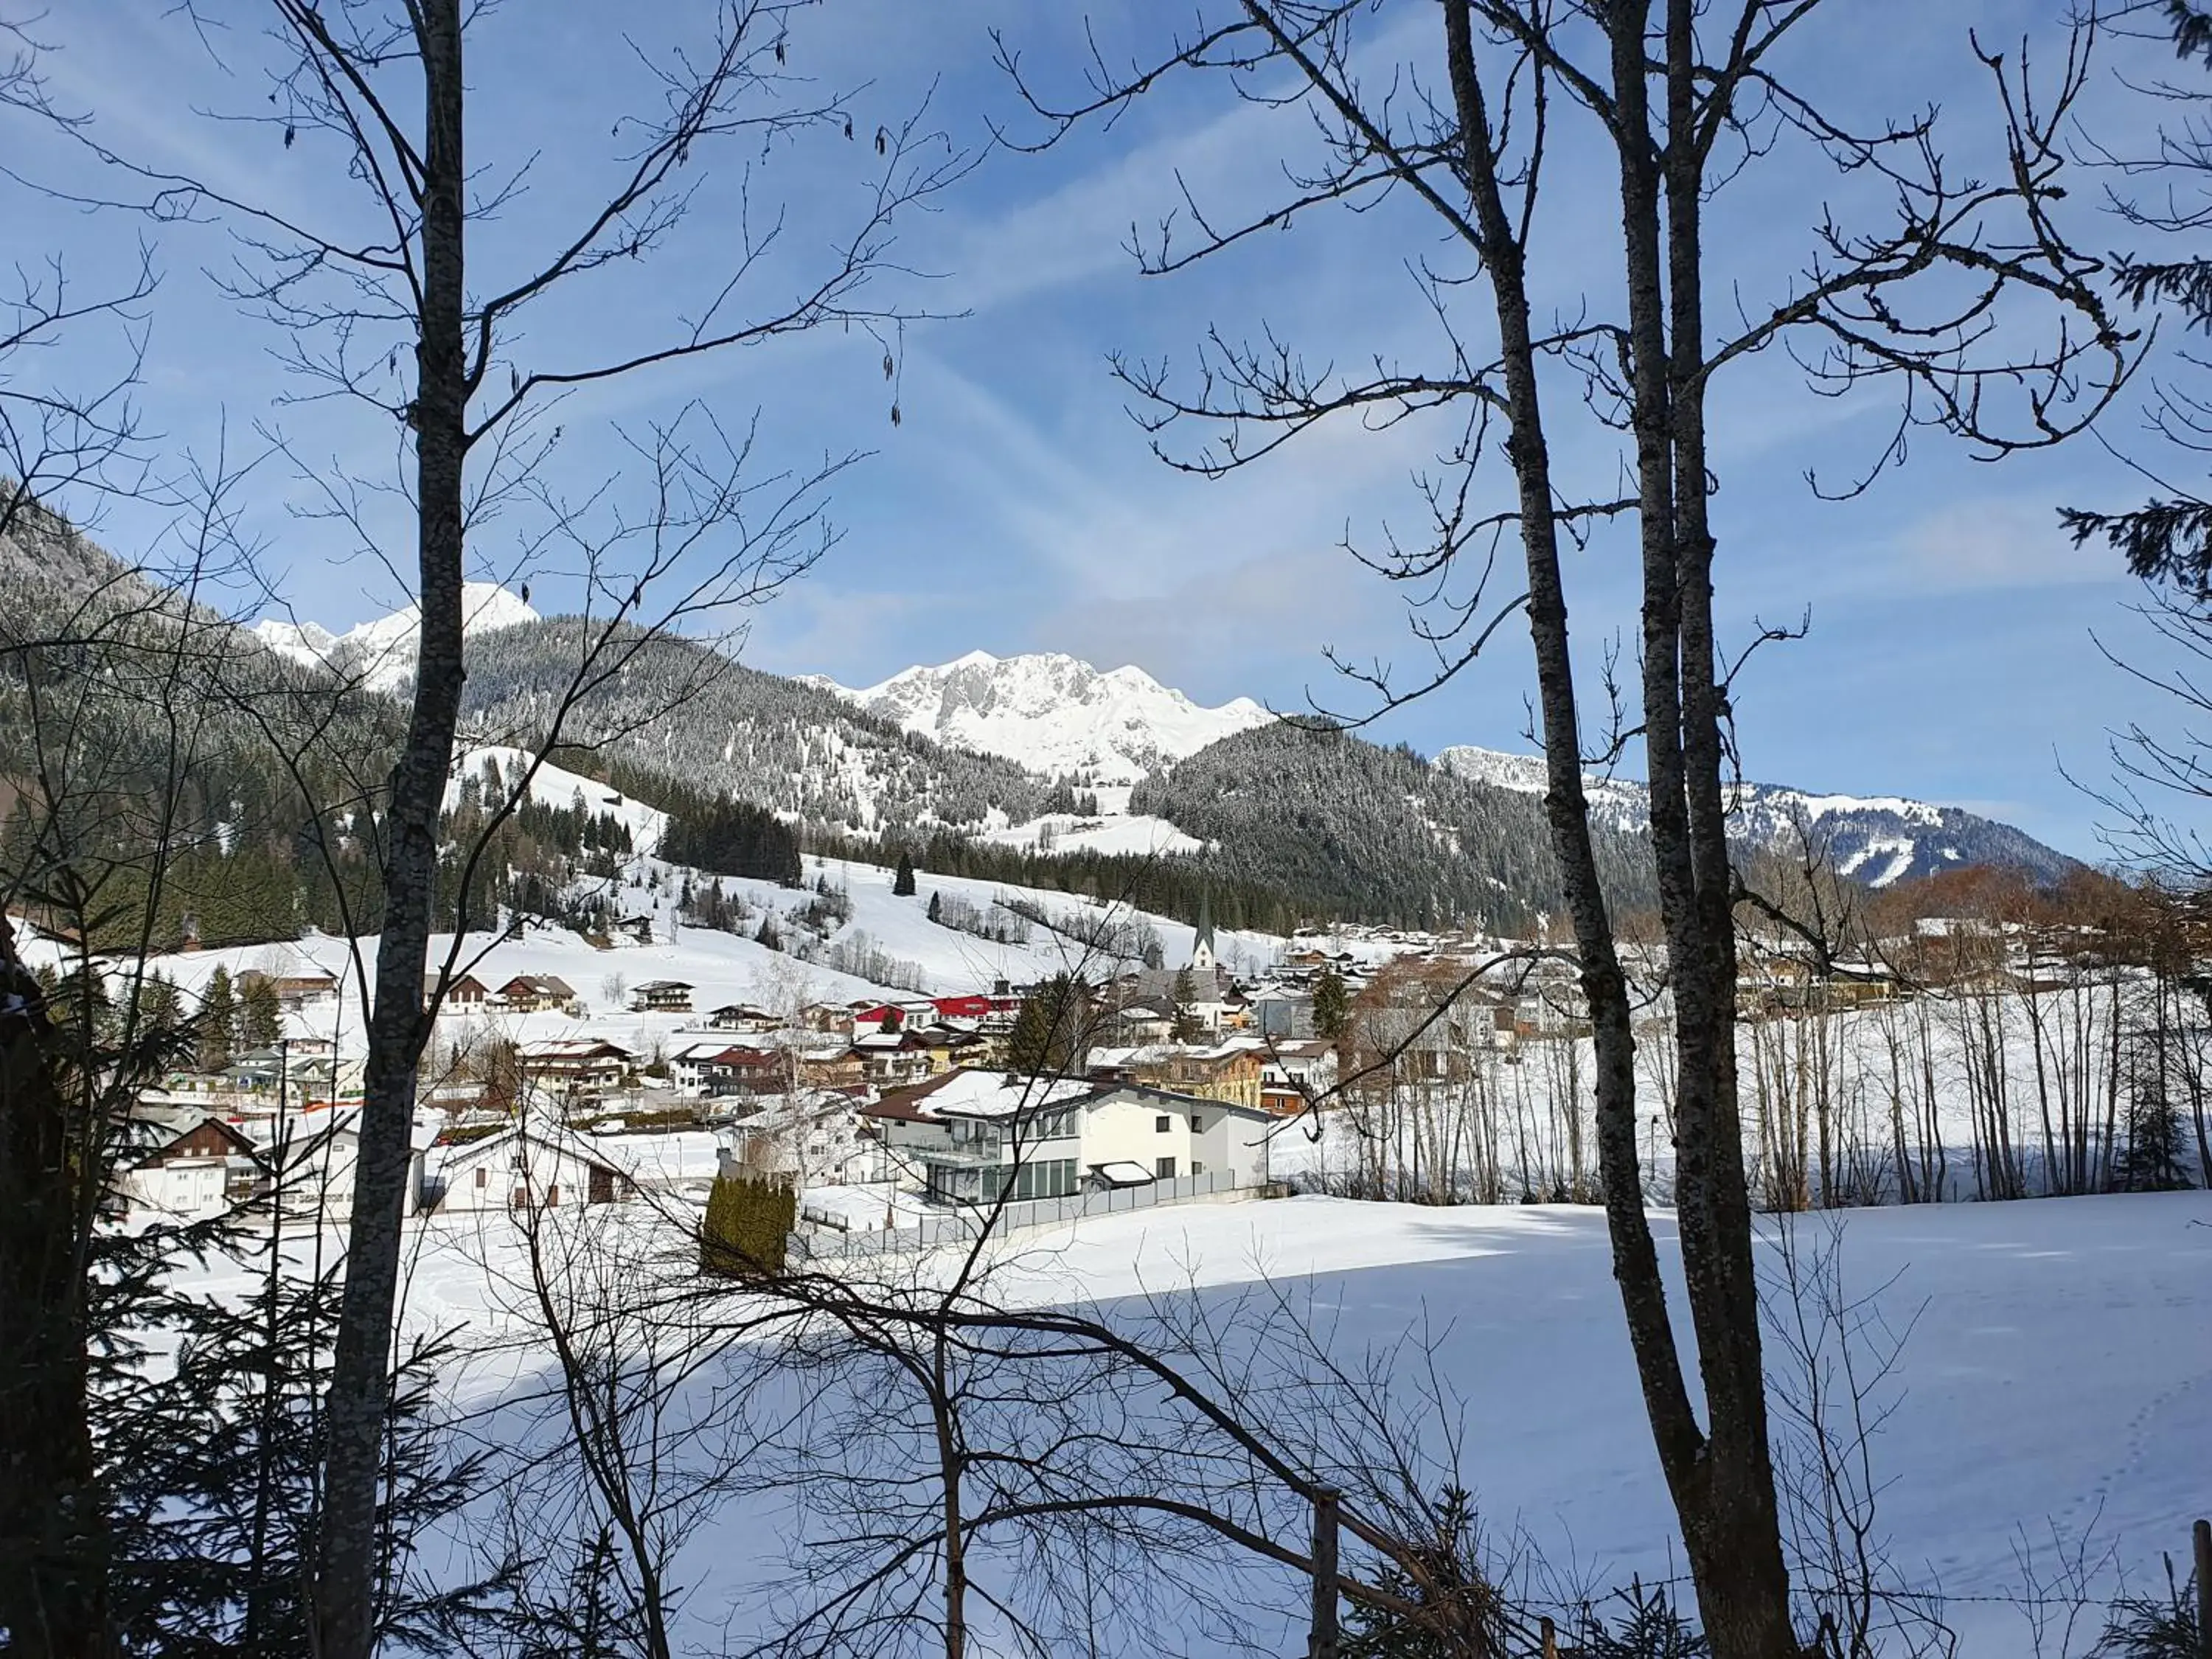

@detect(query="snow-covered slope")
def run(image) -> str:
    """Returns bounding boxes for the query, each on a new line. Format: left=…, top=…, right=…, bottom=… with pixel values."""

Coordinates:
left=821, top=651, right=1273, bottom=785
left=447, top=745, right=669, bottom=852
left=1433, top=744, right=2076, bottom=887
left=254, top=581, right=540, bottom=695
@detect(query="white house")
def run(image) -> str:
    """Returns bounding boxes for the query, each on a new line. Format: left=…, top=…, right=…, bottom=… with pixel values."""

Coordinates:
left=259, top=1107, right=364, bottom=1221
left=117, top=1107, right=259, bottom=1220
left=860, top=1069, right=1274, bottom=1206
left=426, top=1122, right=637, bottom=1213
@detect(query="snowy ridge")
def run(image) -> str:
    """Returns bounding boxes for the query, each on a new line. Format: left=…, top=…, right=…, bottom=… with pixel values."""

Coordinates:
left=254, top=581, right=541, bottom=695
left=1433, top=744, right=2073, bottom=888
left=821, top=650, right=1273, bottom=785
left=445, top=745, right=669, bottom=852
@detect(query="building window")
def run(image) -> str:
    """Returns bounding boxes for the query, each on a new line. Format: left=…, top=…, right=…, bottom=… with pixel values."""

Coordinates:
left=1192, top=1159, right=1206, bottom=1175
left=1155, top=1156, right=1177, bottom=1179
left=1191, top=1113, right=1204, bottom=1133
left=474, top=1168, right=487, bottom=1189
left=1155, top=1115, right=1171, bottom=1133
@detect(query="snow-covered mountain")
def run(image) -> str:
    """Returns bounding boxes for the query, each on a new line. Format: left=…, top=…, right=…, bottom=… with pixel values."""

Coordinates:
left=1433, top=745, right=2076, bottom=888
left=254, top=581, right=540, bottom=695
left=819, top=650, right=1273, bottom=785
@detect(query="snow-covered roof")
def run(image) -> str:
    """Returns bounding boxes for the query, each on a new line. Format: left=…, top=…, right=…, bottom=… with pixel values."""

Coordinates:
left=864, top=1068, right=1093, bottom=1124
left=582, top=1130, right=721, bottom=1186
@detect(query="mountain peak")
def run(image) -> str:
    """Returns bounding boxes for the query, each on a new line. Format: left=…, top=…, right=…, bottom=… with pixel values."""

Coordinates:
left=824, top=650, right=1273, bottom=783
left=253, top=581, right=540, bottom=693
left=1433, top=744, right=2073, bottom=888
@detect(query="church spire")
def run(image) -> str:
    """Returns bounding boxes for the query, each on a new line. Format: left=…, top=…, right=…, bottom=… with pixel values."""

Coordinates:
left=1191, top=889, right=1216, bottom=972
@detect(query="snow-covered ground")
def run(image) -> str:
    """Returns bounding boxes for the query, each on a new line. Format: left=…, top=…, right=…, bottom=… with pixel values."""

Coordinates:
left=86, top=848, right=1297, bottom=1062
left=976, top=807, right=1204, bottom=857
left=229, top=1188, right=2212, bottom=1655
left=446, top=744, right=670, bottom=850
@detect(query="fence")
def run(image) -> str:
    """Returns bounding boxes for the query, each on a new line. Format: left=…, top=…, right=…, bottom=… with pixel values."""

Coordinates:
left=788, top=1169, right=1261, bottom=1262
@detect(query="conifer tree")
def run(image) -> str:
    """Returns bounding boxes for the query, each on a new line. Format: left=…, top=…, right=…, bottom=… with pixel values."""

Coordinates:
left=198, top=967, right=237, bottom=1073
left=241, top=974, right=283, bottom=1051
left=1171, top=966, right=1203, bottom=1043
left=1312, top=969, right=1350, bottom=1042
left=892, top=849, right=917, bottom=897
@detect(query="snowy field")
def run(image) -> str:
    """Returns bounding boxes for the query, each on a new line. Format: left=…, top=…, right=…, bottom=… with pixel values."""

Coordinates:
left=225, top=1187, right=2212, bottom=1655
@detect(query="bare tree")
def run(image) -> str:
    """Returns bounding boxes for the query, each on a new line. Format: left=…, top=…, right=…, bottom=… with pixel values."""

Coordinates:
left=26, top=4, right=971, bottom=1650
left=999, top=6, right=2127, bottom=1653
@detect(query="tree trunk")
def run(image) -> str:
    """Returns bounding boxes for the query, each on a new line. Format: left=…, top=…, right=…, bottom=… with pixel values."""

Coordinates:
left=313, top=5, right=468, bottom=1654
left=1502, top=1, right=1798, bottom=1651
left=1441, top=0, right=1705, bottom=1501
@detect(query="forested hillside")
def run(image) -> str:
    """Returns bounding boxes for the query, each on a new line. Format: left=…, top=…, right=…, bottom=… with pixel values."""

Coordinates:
left=1130, top=724, right=1661, bottom=930
left=4, top=509, right=2083, bottom=952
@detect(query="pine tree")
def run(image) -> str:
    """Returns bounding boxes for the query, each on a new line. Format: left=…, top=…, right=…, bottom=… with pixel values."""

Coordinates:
left=1172, top=966, right=1203, bottom=1043
left=926, top=889, right=943, bottom=924
left=241, top=974, right=283, bottom=1050
left=198, top=967, right=237, bottom=1073
left=892, top=849, right=917, bottom=897
left=1313, top=969, right=1350, bottom=1041
left=1339, top=1486, right=1500, bottom=1658
left=1006, top=975, right=1089, bottom=1076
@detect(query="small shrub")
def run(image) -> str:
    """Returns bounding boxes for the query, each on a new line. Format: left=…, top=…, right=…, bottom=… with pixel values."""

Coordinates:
left=699, top=1172, right=796, bottom=1278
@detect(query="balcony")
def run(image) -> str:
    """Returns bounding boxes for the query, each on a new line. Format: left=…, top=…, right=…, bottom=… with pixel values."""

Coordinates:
left=916, top=1137, right=1007, bottom=1169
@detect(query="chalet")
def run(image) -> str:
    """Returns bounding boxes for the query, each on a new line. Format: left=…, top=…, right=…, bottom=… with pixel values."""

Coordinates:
left=1088, top=1037, right=1267, bottom=1113
left=852, top=1028, right=936, bottom=1088
left=1109, top=1003, right=1174, bottom=1044
left=932, top=990, right=1023, bottom=1031
left=428, top=1124, right=636, bottom=1213
left=706, top=1003, right=779, bottom=1034
left=861, top=1070, right=1275, bottom=1207
left=629, top=979, right=695, bottom=1014
left=668, top=1040, right=786, bottom=1096
left=852, top=999, right=938, bottom=1036
left=259, top=1107, right=366, bottom=1220
left=433, top=972, right=490, bottom=1010
left=1259, top=1039, right=1338, bottom=1117
left=793, top=1046, right=866, bottom=1091
left=270, top=973, right=339, bottom=1008
left=117, top=1109, right=260, bottom=1220
left=498, top=974, right=577, bottom=1013
left=517, top=1037, right=633, bottom=1095
left=914, top=1023, right=986, bottom=1071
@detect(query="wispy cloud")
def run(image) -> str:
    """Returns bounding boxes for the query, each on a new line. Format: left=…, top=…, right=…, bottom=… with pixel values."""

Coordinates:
left=1890, top=497, right=2130, bottom=593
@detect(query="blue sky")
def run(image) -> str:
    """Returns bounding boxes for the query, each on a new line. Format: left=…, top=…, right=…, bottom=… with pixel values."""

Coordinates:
left=10, top=1, right=2209, bottom=859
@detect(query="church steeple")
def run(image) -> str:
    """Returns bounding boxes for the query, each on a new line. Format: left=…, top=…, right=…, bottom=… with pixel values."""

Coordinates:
left=1191, top=890, right=1216, bottom=973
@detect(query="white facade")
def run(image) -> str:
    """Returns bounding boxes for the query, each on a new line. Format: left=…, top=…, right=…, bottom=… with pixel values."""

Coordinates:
left=430, top=1125, right=631, bottom=1213
left=867, top=1074, right=1273, bottom=1206
left=123, top=1155, right=233, bottom=1220
left=1074, top=1091, right=1271, bottom=1185
left=262, top=1114, right=361, bottom=1222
